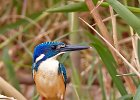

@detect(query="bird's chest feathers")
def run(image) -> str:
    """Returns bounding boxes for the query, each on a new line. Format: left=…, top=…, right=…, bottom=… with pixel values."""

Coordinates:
left=35, top=58, right=59, bottom=85
left=34, top=58, right=65, bottom=99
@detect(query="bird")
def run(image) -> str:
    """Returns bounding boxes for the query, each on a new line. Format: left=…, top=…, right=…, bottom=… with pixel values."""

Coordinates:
left=32, top=41, right=90, bottom=100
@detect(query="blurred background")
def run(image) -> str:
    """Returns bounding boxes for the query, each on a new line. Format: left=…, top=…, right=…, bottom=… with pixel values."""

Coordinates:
left=0, top=0, right=140, bottom=100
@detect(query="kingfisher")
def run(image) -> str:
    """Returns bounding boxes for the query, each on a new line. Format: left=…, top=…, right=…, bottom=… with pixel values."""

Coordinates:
left=32, top=42, right=90, bottom=100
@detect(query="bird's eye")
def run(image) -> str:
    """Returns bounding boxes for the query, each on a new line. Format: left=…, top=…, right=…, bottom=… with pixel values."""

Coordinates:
left=51, top=45, right=57, bottom=50
left=60, top=44, right=66, bottom=48
left=57, top=44, right=66, bottom=49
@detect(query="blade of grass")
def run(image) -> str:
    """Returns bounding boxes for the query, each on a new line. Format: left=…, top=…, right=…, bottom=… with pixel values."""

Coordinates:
left=98, top=66, right=107, bottom=100
left=68, top=11, right=81, bottom=88
left=46, top=1, right=140, bottom=13
left=117, top=94, right=133, bottom=100
left=133, top=85, right=140, bottom=100
left=110, top=84, right=116, bottom=100
left=2, top=48, right=20, bottom=91
left=87, top=64, right=95, bottom=86
left=46, top=0, right=97, bottom=12
left=71, top=65, right=81, bottom=88
left=46, top=1, right=87, bottom=12
left=106, top=0, right=140, bottom=35
left=87, top=33, right=128, bottom=95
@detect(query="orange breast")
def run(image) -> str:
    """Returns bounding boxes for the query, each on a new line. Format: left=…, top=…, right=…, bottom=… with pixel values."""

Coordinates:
left=34, top=70, right=65, bottom=100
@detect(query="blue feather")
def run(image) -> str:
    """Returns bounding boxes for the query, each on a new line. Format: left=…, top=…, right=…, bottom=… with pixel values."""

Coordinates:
left=33, top=41, right=65, bottom=71
left=33, top=42, right=65, bottom=62
left=58, top=63, right=67, bottom=87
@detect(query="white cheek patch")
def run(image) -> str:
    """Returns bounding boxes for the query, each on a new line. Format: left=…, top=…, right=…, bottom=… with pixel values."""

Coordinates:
left=35, top=54, right=45, bottom=63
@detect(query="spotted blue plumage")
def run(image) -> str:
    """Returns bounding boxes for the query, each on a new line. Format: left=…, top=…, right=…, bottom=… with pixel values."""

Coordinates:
left=32, top=42, right=65, bottom=71
left=58, top=63, right=67, bottom=87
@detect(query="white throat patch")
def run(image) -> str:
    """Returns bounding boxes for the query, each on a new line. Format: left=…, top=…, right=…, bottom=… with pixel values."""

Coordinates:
left=39, top=58, right=59, bottom=75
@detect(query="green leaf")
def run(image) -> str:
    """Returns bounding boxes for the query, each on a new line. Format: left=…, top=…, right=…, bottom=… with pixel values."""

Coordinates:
left=46, top=0, right=97, bottom=12
left=2, top=48, right=20, bottom=91
left=87, top=33, right=128, bottom=96
left=46, top=2, right=88, bottom=12
left=106, top=0, right=140, bottom=35
left=133, top=85, right=140, bottom=100
left=46, top=1, right=140, bottom=13
left=117, top=94, right=133, bottom=100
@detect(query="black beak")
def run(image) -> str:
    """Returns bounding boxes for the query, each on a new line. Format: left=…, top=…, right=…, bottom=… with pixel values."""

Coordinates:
left=60, top=45, right=90, bottom=52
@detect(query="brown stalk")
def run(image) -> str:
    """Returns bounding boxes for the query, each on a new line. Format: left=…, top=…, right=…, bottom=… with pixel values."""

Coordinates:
left=92, top=14, right=118, bottom=26
left=85, top=0, right=119, bottom=63
left=85, top=0, right=112, bottom=44
left=0, top=77, right=27, bottom=100
left=130, top=28, right=140, bottom=71
left=122, top=70, right=136, bottom=94
left=109, top=6, right=136, bottom=94
left=109, top=6, right=118, bottom=50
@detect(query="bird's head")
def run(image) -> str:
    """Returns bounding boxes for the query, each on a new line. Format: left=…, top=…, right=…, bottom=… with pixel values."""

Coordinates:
left=33, top=42, right=90, bottom=71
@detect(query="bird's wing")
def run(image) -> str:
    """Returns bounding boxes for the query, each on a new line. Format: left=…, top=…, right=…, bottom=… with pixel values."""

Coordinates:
left=58, top=63, right=67, bottom=87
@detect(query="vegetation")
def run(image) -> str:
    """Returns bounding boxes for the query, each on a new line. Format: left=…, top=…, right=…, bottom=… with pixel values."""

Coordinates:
left=0, top=0, right=140, bottom=100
